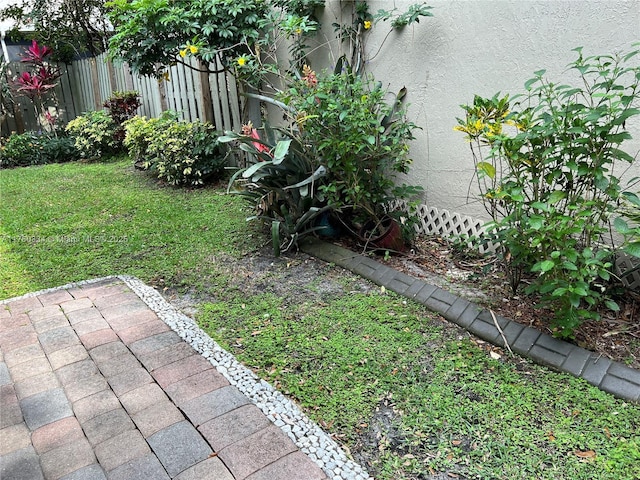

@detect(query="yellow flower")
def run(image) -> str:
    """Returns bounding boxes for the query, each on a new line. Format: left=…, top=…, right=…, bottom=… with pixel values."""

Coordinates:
left=179, top=49, right=187, bottom=58
left=295, top=28, right=302, bottom=34
left=364, top=20, right=372, bottom=30
left=189, top=45, right=198, bottom=54
left=237, top=57, right=246, bottom=67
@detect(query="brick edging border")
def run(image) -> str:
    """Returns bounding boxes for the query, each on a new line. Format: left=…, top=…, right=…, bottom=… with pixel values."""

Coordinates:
left=300, top=238, right=640, bottom=403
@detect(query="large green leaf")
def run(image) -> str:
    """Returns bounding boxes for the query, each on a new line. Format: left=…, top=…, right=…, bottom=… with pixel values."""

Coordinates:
left=242, top=160, right=275, bottom=178
left=477, top=161, right=496, bottom=179
left=532, top=260, right=555, bottom=273
left=272, top=139, right=292, bottom=164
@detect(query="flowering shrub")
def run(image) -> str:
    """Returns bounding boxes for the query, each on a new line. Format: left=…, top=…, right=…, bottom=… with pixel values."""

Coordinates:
left=455, top=46, right=640, bottom=336
left=107, top=0, right=268, bottom=77
left=222, top=123, right=329, bottom=255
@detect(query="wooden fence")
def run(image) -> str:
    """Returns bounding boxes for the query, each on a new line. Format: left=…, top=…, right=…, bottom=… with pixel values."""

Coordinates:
left=1, top=53, right=243, bottom=136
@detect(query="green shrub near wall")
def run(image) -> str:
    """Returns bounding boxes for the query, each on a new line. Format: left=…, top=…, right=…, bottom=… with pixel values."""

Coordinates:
left=0, top=132, right=80, bottom=168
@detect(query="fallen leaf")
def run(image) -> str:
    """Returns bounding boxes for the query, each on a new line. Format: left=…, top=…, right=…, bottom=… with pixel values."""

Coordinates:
left=381, top=285, right=386, bottom=294
left=251, top=330, right=261, bottom=336
left=604, top=427, right=611, bottom=439
left=547, top=431, right=555, bottom=441
left=489, top=351, right=502, bottom=360
left=574, top=450, right=596, bottom=459
left=452, top=440, right=462, bottom=446
left=602, top=330, right=622, bottom=338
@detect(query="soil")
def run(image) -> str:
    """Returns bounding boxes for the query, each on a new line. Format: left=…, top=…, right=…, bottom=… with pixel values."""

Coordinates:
left=167, top=233, right=640, bottom=371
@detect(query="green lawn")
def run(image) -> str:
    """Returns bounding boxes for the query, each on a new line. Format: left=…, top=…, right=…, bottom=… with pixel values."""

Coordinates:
left=1, top=159, right=639, bottom=479
left=0, top=158, right=252, bottom=298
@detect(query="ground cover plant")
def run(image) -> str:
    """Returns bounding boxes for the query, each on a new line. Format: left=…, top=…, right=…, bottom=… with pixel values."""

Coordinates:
left=1, top=160, right=639, bottom=480
left=197, top=263, right=640, bottom=480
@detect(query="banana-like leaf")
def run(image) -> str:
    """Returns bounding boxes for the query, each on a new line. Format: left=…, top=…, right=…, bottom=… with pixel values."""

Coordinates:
left=272, top=139, right=292, bottom=164
left=283, top=165, right=327, bottom=191
left=242, top=160, right=275, bottom=179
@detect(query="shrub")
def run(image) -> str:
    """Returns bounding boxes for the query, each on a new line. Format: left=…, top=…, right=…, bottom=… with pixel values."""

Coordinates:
left=103, top=90, right=141, bottom=143
left=124, top=114, right=228, bottom=186
left=122, top=111, right=179, bottom=168
left=221, top=123, right=330, bottom=255
left=0, top=132, right=80, bottom=168
left=279, top=65, right=423, bottom=226
left=66, top=110, right=120, bottom=159
left=455, top=46, right=640, bottom=336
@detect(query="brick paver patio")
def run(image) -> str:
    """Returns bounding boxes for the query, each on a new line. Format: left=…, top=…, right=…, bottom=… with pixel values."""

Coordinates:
left=0, top=278, right=327, bottom=480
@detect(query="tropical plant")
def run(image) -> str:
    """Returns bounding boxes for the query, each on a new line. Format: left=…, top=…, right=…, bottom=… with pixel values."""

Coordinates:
left=454, top=45, right=640, bottom=336
left=103, top=90, right=141, bottom=143
left=221, top=123, right=330, bottom=256
left=11, top=40, right=62, bottom=132
left=279, top=65, right=423, bottom=230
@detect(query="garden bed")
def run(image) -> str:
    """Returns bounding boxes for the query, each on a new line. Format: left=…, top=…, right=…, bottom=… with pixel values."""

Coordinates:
left=374, top=235, right=640, bottom=371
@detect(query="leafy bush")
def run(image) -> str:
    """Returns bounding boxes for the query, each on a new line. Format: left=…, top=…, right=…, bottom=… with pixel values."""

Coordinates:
left=66, top=110, right=120, bottom=159
left=123, top=114, right=228, bottom=186
left=222, top=123, right=330, bottom=255
left=103, top=90, right=141, bottom=143
left=123, top=111, right=179, bottom=168
left=0, top=132, right=80, bottom=168
left=455, top=46, right=640, bottom=336
left=280, top=65, right=423, bottom=226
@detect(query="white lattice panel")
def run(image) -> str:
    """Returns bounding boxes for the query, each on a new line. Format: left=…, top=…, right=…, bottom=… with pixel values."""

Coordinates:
left=403, top=202, right=498, bottom=254
left=615, top=253, right=640, bottom=290
left=391, top=200, right=640, bottom=289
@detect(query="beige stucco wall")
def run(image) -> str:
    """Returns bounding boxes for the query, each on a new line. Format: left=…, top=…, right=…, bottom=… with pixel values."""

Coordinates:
left=315, top=0, right=640, bottom=223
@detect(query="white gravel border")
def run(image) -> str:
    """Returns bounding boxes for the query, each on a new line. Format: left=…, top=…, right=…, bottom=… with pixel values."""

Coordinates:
left=2, top=276, right=372, bottom=480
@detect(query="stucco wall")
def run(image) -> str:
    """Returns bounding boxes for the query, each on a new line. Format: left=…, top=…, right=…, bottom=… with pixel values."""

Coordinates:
left=316, top=0, right=640, bottom=223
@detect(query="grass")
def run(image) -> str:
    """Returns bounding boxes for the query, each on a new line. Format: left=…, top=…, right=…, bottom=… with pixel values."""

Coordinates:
left=198, top=288, right=640, bottom=480
left=0, top=157, right=253, bottom=298
left=2, top=159, right=639, bottom=479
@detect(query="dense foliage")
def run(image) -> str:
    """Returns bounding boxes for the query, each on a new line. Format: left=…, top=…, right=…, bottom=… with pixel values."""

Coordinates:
left=222, top=123, right=330, bottom=255
left=0, top=0, right=110, bottom=61
left=124, top=114, right=228, bottom=186
left=106, top=0, right=268, bottom=77
left=455, top=46, right=640, bottom=336
left=0, top=132, right=79, bottom=167
left=280, top=66, right=423, bottom=226
left=66, top=110, right=120, bottom=159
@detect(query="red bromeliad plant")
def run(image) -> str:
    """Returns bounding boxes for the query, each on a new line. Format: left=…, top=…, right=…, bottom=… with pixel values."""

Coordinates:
left=13, top=40, right=62, bottom=132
